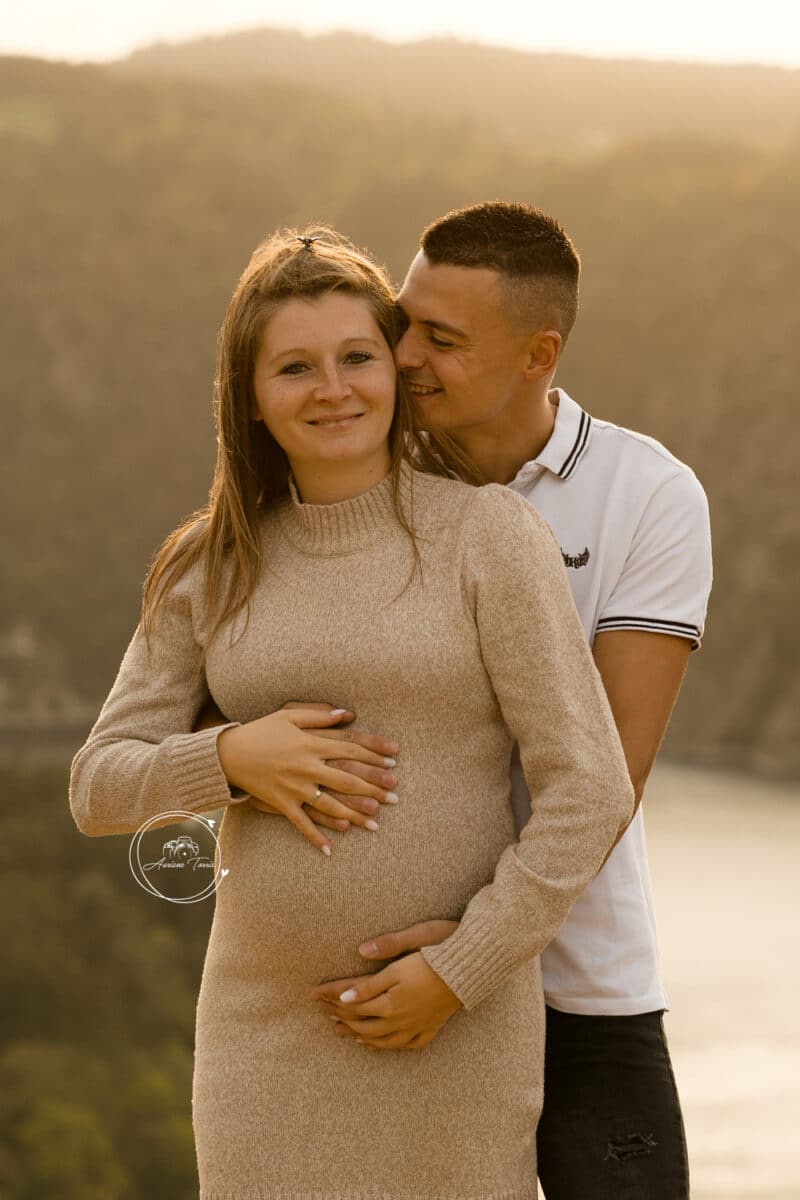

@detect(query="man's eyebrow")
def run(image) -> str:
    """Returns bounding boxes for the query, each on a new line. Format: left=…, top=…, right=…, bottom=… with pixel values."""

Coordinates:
left=425, top=319, right=467, bottom=338
left=399, top=313, right=467, bottom=339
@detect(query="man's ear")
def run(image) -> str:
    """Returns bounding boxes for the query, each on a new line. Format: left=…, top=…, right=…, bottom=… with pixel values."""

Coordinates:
left=524, top=330, right=562, bottom=379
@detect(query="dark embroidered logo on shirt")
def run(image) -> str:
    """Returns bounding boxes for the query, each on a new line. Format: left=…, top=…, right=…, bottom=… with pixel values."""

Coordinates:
left=561, top=547, right=590, bottom=569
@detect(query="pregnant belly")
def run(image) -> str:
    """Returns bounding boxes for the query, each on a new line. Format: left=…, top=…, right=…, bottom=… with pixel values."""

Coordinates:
left=205, top=796, right=517, bottom=997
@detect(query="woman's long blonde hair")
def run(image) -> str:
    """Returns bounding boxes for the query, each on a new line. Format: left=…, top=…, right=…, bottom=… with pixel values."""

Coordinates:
left=141, top=225, right=481, bottom=660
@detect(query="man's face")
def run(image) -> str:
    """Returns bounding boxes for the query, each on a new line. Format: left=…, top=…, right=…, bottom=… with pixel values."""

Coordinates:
left=395, top=252, right=530, bottom=437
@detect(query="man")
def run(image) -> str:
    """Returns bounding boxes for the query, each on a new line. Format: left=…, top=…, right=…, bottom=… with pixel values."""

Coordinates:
left=310, top=202, right=711, bottom=1199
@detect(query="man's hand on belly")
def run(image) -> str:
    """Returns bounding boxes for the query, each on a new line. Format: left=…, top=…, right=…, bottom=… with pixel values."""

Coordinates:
left=311, top=950, right=461, bottom=1050
left=356, top=919, right=459, bottom=962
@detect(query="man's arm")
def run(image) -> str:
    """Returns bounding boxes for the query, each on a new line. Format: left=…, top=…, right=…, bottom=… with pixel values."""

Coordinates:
left=592, top=629, right=690, bottom=813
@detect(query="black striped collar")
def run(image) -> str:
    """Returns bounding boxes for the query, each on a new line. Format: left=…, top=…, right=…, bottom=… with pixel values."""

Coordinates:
left=525, top=388, right=593, bottom=481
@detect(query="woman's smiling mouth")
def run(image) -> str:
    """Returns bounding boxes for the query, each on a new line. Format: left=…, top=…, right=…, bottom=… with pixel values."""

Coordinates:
left=306, top=412, right=366, bottom=428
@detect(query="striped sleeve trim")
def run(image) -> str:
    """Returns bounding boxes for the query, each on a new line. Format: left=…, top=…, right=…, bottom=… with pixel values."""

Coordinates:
left=596, top=615, right=702, bottom=646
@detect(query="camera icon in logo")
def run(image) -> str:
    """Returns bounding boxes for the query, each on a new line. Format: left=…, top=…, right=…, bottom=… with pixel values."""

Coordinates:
left=163, top=834, right=200, bottom=863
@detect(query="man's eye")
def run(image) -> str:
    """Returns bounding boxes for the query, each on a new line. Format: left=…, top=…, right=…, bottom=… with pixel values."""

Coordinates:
left=345, top=351, right=373, bottom=364
left=279, top=361, right=308, bottom=375
left=430, top=334, right=454, bottom=349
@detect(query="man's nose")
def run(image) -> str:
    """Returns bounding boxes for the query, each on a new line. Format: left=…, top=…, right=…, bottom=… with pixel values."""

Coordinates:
left=314, top=366, right=352, bottom=401
left=395, top=327, right=424, bottom=372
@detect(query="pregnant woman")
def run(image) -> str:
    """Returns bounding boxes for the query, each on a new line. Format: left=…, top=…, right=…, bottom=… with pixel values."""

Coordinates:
left=69, top=228, right=634, bottom=1199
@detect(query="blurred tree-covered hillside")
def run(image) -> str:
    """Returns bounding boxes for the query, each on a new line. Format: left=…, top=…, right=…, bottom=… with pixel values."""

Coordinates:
left=120, top=28, right=800, bottom=153
left=1, top=50, right=799, bottom=775
left=0, top=754, right=208, bottom=1198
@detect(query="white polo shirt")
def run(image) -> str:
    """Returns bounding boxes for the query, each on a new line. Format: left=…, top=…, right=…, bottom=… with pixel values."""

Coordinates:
left=507, top=387, right=712, bottom=1015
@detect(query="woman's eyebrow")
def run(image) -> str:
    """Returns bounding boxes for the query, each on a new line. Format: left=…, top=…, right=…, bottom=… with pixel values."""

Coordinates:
left=269, top=336, right=384, bottom=360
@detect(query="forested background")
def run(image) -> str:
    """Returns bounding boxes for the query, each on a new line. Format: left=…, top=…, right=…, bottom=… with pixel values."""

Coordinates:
left=2, top=29, right=799, bottom=1196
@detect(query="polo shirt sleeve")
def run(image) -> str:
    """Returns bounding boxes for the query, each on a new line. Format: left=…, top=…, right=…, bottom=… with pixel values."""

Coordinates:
left=595, top=466, right=712, bottom=650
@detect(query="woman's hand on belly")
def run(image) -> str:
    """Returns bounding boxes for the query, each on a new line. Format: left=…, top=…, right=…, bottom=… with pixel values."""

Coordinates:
left=215, top=705, right=399, bottom=855
left=277, top=702, right=400, bottom=833
left=310, top=952, right=462, bottom=1050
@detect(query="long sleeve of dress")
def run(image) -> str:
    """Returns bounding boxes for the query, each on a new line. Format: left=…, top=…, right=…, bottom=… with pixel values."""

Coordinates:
left=419, top=484, right=635, bottom=1010
left=69, top=562, right=243, bottom=838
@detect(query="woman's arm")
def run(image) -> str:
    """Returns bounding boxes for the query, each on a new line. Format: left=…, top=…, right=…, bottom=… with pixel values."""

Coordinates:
left=418, top=485, right=635, bottom=1010
left=69, top=566, right=245, bottom=838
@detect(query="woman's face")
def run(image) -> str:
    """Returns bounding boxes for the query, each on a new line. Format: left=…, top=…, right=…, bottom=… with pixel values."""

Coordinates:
left=252, top=292, right=397, bottom=482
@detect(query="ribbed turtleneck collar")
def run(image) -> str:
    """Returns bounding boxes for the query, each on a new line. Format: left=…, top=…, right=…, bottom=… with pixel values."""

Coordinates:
left=276, top=463, right=416, bottom=556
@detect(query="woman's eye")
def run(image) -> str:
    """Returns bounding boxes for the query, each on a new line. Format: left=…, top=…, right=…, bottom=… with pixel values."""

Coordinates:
left=345, top=351, right=373, bottom=364
left=279, top=361, right=308, bottom=375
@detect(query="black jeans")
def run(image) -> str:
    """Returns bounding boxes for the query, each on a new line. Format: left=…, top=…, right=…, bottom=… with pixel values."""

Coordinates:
left=537, top=1007, right=690, bottom=1199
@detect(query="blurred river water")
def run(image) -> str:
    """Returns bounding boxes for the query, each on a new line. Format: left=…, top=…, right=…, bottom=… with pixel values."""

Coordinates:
left=641, top=762, right=800, bottom=1199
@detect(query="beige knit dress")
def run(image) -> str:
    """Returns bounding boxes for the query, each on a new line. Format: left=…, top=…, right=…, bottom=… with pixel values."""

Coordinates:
left=69, top=466, right=634, bottom=1200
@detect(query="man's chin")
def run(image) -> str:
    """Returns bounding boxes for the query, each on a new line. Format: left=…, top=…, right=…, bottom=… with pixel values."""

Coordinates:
left=411, top=394, right=447, bottom=429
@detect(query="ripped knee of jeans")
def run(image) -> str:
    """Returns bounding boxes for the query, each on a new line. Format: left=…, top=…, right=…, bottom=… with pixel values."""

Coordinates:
left=604, top=1131, right=658, bottom=1162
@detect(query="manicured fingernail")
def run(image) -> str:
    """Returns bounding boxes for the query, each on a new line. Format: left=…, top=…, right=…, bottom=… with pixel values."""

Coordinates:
left=359, top=941, right=378, bottom=956
left=365, top=818, right=379, bottom=831
left=384, top=792, right=399, bottom=804
left=383, top=757, right=396, bottom=767
left=339, top=988, right=358, bottom=1002
left=330, top=708, right=348, bottom=716
left=321, top=844, right=331, bottom=857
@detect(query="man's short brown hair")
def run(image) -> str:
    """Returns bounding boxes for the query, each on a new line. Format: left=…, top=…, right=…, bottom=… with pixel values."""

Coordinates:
left=420, top=201, right=580, bottom=343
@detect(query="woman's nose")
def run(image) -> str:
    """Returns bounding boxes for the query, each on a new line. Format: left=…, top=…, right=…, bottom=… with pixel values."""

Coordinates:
left=314, top=367, right=352, bottom=401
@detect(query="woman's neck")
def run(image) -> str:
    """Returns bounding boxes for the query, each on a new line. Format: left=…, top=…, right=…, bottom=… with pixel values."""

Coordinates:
left=289, top=450, right=392, bottom=505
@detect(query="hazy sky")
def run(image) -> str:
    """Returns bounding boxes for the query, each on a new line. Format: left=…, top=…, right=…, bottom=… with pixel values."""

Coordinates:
left=4, top=0, right=800, bottom=68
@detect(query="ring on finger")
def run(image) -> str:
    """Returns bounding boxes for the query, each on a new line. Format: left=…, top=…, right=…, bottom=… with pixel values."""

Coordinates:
left=312, top=785, right=323, bottom=802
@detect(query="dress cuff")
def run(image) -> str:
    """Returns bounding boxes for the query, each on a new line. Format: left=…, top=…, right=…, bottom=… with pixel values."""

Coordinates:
left=419, top=917, right=518, bottom=1012
left=168, top=722, right=244, bottom=812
